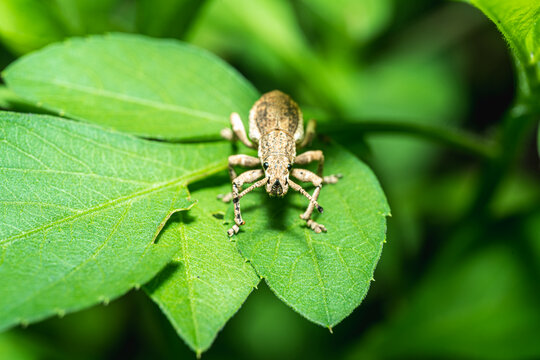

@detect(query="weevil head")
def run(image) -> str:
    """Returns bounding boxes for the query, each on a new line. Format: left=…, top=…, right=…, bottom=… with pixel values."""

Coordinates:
left=263, top=155, right=292, bottom=197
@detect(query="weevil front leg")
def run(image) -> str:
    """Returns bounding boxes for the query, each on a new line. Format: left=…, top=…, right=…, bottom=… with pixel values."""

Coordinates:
left=295, top=150, right=342, bottom=183
left=219, top=154, right=260, bottom=202
left=220, top=112, right=256, bottom=149
left=227, top=169, right=267, bottom=236
left=289, top=168, right=328, bottom=233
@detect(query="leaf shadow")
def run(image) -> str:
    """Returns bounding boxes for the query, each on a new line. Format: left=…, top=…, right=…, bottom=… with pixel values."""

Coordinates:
left=144, top=260, right=182, bottom=293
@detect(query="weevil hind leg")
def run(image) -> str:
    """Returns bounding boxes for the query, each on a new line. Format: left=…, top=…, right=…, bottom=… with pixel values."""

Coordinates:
left=295, top=150, right=342, bottom=183
left=221, top=113, right=257, bottom=149
left=298, top=118, right=316, bottom=149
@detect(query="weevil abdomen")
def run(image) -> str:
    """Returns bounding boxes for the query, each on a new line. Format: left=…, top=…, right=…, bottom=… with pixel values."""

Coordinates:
left=248, top=90, right=304, bottom=143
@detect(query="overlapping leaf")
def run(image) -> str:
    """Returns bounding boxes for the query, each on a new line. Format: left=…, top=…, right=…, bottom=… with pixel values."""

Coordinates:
left=145, top=183, right=260, bottom=355
left=3, top=33, right=259, bottom=140
left=0, top=111, right=229, bottom=331
left=142, top=140, right=389, bottom=352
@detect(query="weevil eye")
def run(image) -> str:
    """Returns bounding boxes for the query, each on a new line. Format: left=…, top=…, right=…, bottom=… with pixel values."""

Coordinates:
left=287, top=164, right=292, bottom=171
left=263, top=162, right=269, bottom=170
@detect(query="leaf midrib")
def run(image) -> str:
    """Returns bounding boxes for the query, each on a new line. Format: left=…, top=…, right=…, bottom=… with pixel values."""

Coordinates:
left=9, top=78, right=226, bottom=123
left=179, top=221, right=202, bottom=351
left=0, top=160, right=227, bottom=246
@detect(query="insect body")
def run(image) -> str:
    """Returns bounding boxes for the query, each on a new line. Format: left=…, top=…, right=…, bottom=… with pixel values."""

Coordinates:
left=221, top=90, right=341, bottom=236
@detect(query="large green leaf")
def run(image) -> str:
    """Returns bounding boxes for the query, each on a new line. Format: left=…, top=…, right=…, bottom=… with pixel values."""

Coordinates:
left=145, top=182, right=260, bottom=355
left=457, top=0, right=540, bottom=96
left=0, top=111, right=229, bottom=331
left=231, top=142, right=390, bottom=327
left=3, top=33, right=259, bottom=140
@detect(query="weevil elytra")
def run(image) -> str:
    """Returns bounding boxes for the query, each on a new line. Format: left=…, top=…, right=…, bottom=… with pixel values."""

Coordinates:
left=220, top=90, right=341, bottom=236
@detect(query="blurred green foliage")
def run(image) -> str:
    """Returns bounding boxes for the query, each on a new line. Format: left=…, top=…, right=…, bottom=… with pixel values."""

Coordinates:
left=0, top=0, right=538, bottom=359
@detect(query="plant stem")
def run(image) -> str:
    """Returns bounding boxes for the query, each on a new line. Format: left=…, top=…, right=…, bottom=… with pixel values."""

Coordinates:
left=320, top=120, right=497, bottom=159
left=467, top=104, right=538, bottom=214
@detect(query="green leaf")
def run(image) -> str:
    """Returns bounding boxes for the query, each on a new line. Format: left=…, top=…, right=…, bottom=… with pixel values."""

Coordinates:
left=145, top=181, right=260, bottom=355
left=3, top=33, right=259, bottom=140
left=0, top=0, right=65, bottom=55
left=457, top=0, right=540, bottom=96
left=0, top=111, right=229, bottom=331
left=233, top=142, right=390, bottom=327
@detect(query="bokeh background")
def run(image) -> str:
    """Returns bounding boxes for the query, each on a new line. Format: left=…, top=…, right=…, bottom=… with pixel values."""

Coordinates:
left=0, top=0, right=539, bottom=359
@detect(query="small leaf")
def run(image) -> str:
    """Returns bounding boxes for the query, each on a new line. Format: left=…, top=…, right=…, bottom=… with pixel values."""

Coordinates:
left=0, top=111, right=229, bottom=331
left=3, top=33, right=259, bottom=140
left=456, top=0, right=540, bottom=96
left=232, top=142, right=390, bottom=327
left=145, top=182, right=260, bottom=354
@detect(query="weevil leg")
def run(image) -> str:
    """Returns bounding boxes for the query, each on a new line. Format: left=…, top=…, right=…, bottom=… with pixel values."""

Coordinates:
left=295, top=150, right=342, bottom=183
left=227, top=169, right=267, bottom=236
left=290, top=168, right=328, bottom=233
left=298, top=119, right=316, bottom=149
left=220, top=112, right=257, bottom=149
left=219, top=154, right=260, bottom=202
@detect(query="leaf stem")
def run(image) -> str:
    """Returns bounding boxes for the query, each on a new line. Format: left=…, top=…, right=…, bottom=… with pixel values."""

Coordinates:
left=320, top=120, right=498, bottom=159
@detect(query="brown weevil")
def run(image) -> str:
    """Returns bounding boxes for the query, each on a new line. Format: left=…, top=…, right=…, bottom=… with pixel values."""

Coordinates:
left=220, top=90, right=341, bottom=236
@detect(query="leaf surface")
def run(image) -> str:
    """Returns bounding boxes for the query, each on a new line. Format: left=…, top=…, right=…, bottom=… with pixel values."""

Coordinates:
left=145, top=182, right=260, bottom=354
left=3, top=33, right=258, bottom=140
left=231, top=142, right=390, bottom=327
left=0, top=111, right=229, bottom=330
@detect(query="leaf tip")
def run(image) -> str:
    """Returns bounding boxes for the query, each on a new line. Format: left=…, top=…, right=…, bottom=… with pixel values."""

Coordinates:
left=327, top=326, right=334, bottom=334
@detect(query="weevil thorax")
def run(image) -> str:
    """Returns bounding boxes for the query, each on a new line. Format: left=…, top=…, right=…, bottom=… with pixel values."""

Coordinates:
left=249, top=90, right=302, bottom=197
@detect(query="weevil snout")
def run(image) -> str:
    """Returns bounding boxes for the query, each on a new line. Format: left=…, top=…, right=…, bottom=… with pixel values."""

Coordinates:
left=263, top=156, right=291, bottom=197
left=267, top=178, right=288, bottom=197
left=271, top=179, right=284, bottom=196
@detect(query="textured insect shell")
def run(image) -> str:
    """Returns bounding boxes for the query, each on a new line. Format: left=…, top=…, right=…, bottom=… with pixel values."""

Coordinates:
left=248, top=90, right=304, bottom=144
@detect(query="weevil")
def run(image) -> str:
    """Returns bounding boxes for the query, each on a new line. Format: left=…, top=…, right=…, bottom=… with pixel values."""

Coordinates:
left=220, top=90, right=341, bottom=236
